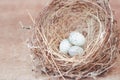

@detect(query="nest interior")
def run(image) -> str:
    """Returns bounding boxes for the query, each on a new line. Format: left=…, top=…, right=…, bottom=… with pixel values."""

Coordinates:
left=29, top=0, right=119, bottom=79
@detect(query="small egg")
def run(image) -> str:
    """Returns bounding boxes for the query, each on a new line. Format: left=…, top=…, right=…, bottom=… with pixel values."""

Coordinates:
left=68, top=46, right=84, bottom=56
left=59, top=39, right=72, bottom=54
left=68, top=31, right=86, bottom=46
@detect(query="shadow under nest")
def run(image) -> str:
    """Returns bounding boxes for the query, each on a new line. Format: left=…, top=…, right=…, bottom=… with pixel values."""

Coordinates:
left=29, top=0, right=119, bottom=80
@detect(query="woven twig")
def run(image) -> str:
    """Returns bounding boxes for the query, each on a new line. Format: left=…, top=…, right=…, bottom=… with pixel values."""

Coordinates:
left=29, top=0, right=119, bottom=80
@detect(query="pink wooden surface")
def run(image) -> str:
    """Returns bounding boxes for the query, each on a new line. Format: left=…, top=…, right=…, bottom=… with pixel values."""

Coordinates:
left=0, top=0, right=119, bottom=80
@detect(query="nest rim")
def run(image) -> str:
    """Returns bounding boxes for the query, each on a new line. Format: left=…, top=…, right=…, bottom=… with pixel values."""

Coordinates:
left=29, top=0, right=119, bottom=80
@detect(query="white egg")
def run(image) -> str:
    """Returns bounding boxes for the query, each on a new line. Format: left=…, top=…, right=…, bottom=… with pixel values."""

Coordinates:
left=68, top=46, right=84, bottom=56
left=59, top=39, right=72, bottom=54
left=68, top=31, right=86, bottom=46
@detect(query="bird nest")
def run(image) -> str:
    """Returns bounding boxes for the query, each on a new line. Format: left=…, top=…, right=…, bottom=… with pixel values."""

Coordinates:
left=29, top=0, right=119, bottom=79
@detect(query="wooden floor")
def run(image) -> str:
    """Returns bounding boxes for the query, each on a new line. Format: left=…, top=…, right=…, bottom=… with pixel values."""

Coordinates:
left=0, top=0, right=119, bottom=80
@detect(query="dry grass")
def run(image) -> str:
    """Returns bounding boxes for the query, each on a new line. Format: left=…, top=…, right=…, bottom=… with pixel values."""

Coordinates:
left=28, top=0, right=119, bottom=80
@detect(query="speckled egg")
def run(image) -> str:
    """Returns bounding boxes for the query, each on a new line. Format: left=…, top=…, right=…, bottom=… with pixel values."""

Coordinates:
left=59, top=39, right=72, bottom=54
left=68, top=46, right=84, bottom=56
left=69, top=31, right=86, bottom=46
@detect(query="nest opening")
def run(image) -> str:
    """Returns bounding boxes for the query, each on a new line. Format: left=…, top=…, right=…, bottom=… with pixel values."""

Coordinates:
left=29, top=0, right=119, bottom=79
